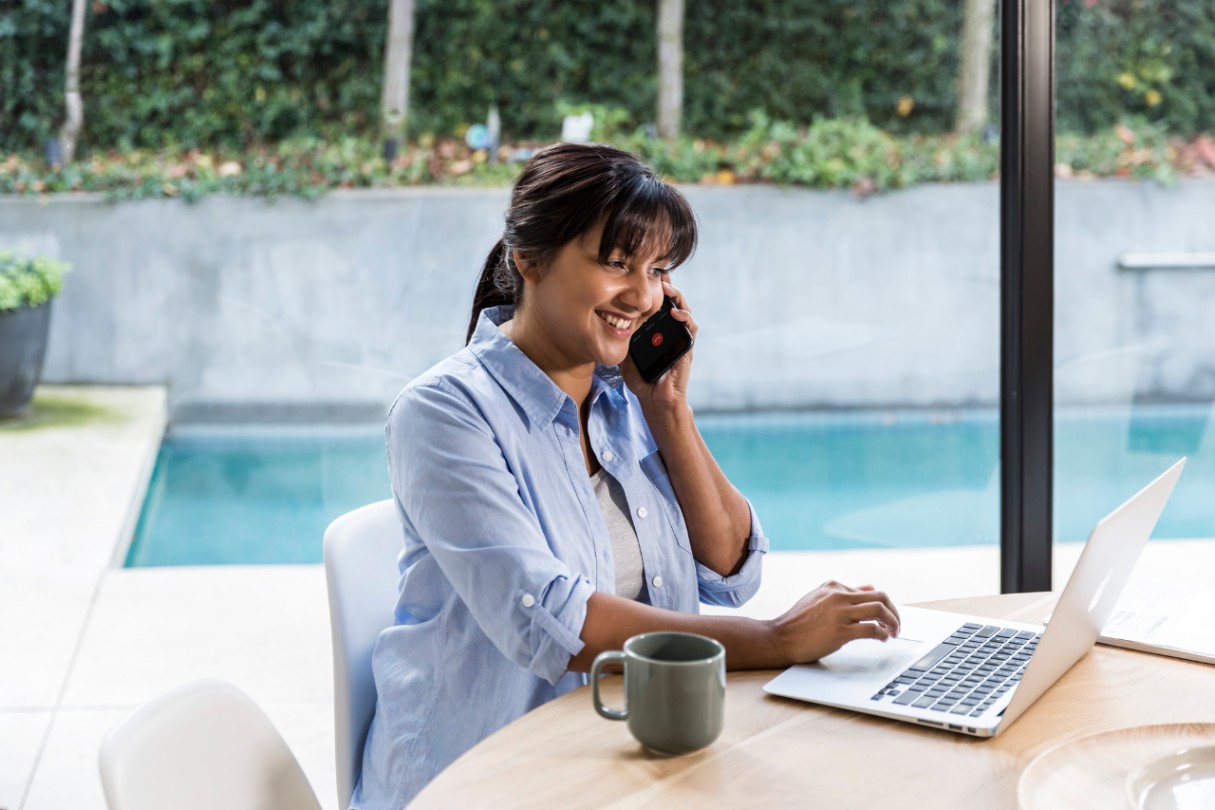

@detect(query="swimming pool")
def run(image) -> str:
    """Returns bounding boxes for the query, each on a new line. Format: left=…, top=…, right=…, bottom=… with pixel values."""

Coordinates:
left=124, top=406, right=1215, bottom=566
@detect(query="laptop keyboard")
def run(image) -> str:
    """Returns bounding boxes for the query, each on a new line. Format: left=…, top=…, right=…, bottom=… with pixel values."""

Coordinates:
left=870, top=623, right=1041, bottom=718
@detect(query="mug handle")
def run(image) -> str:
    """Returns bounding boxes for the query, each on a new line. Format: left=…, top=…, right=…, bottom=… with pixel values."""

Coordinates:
left=591, top=650, right=628, bottom=721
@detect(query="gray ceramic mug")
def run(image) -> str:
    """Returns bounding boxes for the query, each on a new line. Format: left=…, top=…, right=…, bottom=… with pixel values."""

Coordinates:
left=591, top=631, right=726, bottom=755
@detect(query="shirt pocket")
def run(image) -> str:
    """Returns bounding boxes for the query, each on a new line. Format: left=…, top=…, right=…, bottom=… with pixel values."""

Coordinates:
left=638, top=450, right=694, bottom=556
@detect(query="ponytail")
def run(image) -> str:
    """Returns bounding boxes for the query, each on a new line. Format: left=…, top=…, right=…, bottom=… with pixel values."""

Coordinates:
left=465, top=238, right=519, bottom=344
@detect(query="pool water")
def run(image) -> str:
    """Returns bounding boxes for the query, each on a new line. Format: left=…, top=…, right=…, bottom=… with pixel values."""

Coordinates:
left=125, top=407, right=1215, bottom=567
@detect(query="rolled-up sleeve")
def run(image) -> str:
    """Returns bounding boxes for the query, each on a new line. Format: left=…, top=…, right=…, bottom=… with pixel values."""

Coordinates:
left=696, top=499, right=768, bottom=608
left=388, top=380, right=591, bottom=685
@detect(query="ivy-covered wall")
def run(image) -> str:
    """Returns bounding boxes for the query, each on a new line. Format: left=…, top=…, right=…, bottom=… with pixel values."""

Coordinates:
left=3, top=0, right=1213, bottom=153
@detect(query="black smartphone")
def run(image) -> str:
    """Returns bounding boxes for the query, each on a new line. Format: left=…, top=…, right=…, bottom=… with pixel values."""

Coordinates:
left=628, top=296, right=694, bottom=383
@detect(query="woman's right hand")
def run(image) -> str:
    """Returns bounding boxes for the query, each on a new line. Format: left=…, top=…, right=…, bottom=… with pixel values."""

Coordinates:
left=768, top=581, right=901, bottom=665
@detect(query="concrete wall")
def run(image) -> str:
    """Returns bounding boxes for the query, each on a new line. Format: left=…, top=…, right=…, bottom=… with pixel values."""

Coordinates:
left=2, top=180, right=1213, bottom=418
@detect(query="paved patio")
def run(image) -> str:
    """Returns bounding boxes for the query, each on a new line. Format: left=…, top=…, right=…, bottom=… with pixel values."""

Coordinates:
left=3, top=385, right=1213, bottom=810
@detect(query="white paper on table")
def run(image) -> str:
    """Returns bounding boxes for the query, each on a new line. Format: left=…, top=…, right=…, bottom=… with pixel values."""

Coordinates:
left=1098, top=577, right=1215, bottom=665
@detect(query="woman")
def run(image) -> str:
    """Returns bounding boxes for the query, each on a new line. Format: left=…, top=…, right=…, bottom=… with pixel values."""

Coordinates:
left=353, top=142, right=899, bottom=809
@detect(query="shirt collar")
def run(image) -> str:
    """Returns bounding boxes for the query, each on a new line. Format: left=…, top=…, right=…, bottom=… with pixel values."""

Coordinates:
left=468, top=306, right=625, bottom=431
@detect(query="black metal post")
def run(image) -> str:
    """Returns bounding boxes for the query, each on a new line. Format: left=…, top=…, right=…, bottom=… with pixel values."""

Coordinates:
left=1000, top=0, right=1055, bottom=593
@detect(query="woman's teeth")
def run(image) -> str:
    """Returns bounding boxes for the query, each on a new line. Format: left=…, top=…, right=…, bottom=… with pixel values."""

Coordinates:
left=599, top=313, right=631, bottom=330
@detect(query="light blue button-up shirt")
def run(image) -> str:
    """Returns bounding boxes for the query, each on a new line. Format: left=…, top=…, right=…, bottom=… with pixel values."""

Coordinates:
left=353, top=306, right=767, bottom=809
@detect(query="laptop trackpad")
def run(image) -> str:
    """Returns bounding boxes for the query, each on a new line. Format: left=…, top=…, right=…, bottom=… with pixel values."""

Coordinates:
left=816, top=636, right=923, bottom=674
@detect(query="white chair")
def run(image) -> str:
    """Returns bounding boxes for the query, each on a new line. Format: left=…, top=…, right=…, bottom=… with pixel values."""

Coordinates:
left=323, top=499, right=402, bottom=809
left=98, top=679, right=321, bottom=810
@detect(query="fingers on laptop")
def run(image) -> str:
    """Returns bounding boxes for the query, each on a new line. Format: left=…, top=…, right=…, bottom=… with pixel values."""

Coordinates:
left=823, top=581, right=900, bottom=637
left=845, top=601, right=900, bottom=639
left=774, top=581, right=900, bottom=663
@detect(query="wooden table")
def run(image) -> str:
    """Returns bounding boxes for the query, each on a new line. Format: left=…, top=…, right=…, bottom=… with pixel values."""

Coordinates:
left=410, top=593, right=1215, bottom=808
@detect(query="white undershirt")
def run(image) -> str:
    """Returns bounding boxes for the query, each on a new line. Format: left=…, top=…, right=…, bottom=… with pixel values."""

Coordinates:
left=590, top=468, right=645, bottom=600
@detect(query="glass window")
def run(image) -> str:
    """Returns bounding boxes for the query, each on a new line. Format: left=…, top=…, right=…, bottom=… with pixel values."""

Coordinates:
left=684, top=2, right=1001, bottom=594
left=1055, top=1, right=1215, bottom=571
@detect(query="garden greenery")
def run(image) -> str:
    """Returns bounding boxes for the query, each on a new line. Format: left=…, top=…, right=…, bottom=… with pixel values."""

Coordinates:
left=3, top=0, right=1213, bottom=153
left=0, top=253, right=70, bottom=312
left=0, top=0, right=1210, bottom=199
left=0, top=113, right=1187, bottom=201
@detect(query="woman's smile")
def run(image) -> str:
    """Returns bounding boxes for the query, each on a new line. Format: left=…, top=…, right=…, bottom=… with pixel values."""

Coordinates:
left=596, top=309, right=637, bottom=336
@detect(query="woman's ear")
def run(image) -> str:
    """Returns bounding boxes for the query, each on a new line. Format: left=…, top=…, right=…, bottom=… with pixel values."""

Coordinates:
left=512, top=249, right=538, bottom=282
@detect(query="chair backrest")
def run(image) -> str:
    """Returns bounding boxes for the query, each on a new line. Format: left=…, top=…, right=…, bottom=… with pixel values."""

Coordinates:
left=99, top=679, right=321, bottom=810
left=323, top=499, right=402, bottom=809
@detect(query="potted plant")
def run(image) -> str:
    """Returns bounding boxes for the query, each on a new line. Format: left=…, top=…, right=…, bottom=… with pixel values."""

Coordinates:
left=0, top=252, right=69, bottom=417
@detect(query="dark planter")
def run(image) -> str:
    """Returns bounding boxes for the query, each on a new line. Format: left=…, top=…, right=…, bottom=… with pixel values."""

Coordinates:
left=0, top=302, right=52, bottom=416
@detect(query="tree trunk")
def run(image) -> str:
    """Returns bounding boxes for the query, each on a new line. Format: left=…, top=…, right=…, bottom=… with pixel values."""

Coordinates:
left=955, top=0, right=995, bottom=135
left=381, top=0, right=416, bottom=160
left=58, top=0, right=87, bottom=165
left=657, top=0, right=684, bottom=139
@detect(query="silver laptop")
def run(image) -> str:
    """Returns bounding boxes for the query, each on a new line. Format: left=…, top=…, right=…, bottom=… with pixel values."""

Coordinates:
left=763, top=458, right=1186, bottom=738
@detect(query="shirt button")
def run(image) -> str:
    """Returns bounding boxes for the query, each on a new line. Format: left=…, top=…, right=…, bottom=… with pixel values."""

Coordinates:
left=601, top=450, right=614, bottom=463
left=520, top=594, right=536, bottom=608
left=636, top=507, right=648, bottom=519
left=651, top=575, right=664, bottom=589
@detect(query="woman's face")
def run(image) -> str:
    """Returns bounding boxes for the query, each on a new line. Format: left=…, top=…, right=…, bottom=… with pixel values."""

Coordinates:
left=516, top=221, right=671, bottom=373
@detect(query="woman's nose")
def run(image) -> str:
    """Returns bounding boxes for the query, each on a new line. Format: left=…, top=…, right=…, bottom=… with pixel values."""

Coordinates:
left=620, top=273, right=656, bottom=316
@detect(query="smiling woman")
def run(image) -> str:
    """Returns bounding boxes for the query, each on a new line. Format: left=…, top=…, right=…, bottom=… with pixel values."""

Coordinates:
left=353, top=143, right=902, bottom=810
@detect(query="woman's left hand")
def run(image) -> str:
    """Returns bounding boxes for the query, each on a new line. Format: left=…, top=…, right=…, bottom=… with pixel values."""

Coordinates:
left=620, top=279, right=697, bottom=413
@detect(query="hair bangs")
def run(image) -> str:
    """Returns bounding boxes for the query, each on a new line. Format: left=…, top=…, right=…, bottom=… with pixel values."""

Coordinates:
left=597, top=175, right=697, bottom=271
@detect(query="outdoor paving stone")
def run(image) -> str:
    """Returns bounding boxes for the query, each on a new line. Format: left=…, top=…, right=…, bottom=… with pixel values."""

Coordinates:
left=62, top=566, right=333, bottom=709
left=21, top=709, right=122, bottom=810
left=0, top=386, right=165, bottom=573
left=0, top=710, right=51, bottom=810
left=0, top=565, right=97, bottom=709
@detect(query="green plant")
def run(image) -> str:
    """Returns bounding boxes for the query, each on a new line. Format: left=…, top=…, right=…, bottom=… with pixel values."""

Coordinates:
left=733, top=112, right=913, bottom=191
left=1056, top=117, right=1178, bottom=182
left=629, top=134, right=725, bottom=182
left=0, top=253, right=70, bottom=312
left=3, top=115, right=1202, bottom=202
left=1057, top=0, right=1215, bottom=136
left=6, top=0, right=1212, bottom=157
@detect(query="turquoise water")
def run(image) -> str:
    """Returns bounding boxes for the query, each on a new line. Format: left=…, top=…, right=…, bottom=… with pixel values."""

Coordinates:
left=125, top=407, right=1215, bottom=567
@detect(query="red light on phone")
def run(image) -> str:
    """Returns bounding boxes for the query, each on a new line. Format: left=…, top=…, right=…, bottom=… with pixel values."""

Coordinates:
left=651, top=333, right=664, bottom=347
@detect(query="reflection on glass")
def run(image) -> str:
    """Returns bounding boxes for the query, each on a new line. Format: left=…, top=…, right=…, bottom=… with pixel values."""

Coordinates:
left=682, top=3, right=1001, bottom=554
left=1055, top=0, right=1215, bottom=541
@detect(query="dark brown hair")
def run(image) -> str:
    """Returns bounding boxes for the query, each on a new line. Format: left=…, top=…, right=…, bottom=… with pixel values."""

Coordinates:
left=466, top=142, right=698, bottom=343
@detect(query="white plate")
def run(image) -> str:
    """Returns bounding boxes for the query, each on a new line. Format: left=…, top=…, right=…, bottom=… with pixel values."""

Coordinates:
left=1018, top=724, right=1215, bottom=809
left=1129, top=744, right=1215, bottom=810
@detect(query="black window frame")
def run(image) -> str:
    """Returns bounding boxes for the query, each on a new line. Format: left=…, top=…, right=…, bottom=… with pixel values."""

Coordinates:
left=1000, top=0, right=1055, bottom=593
